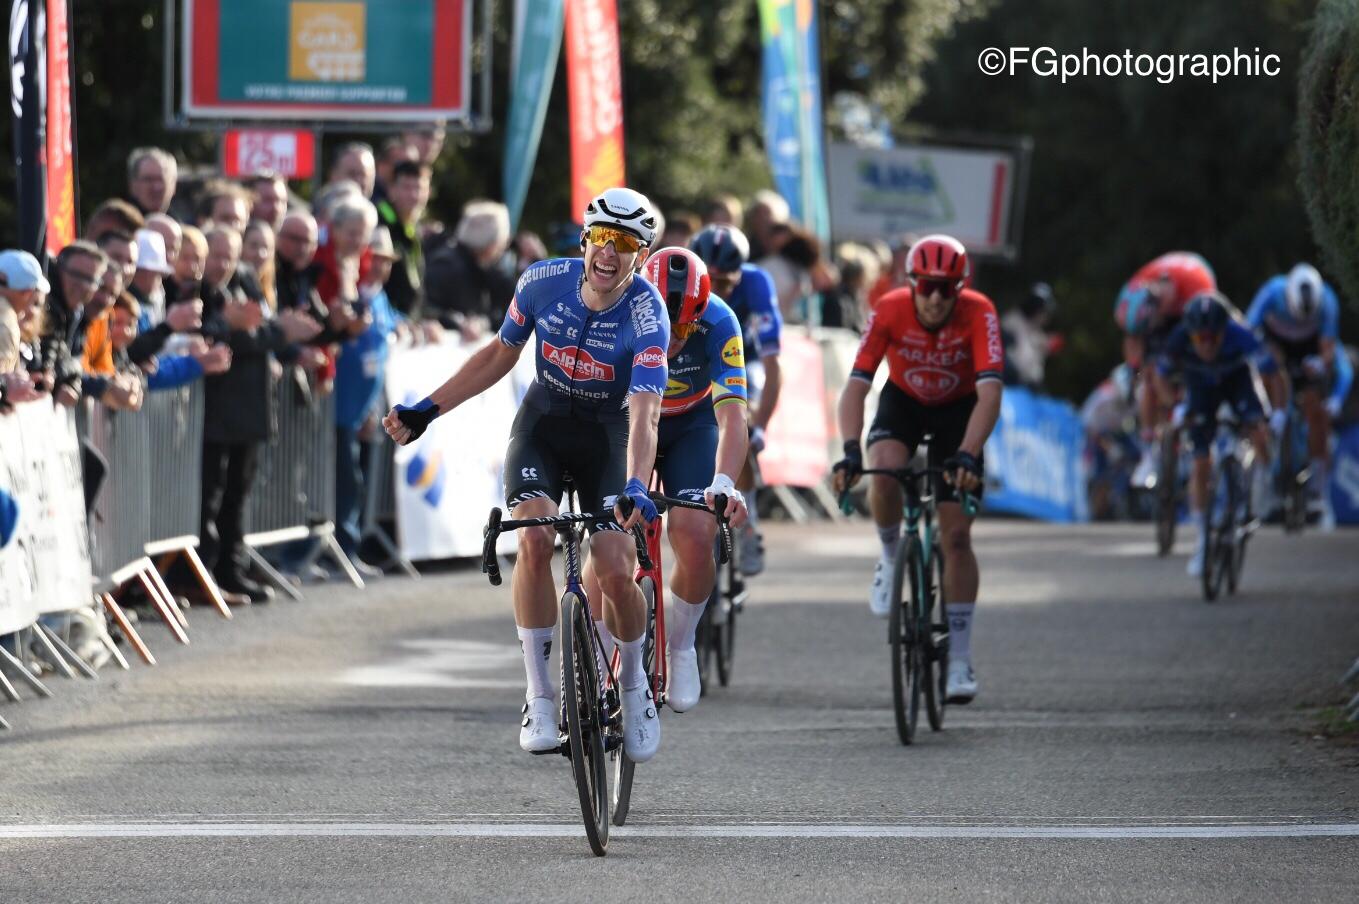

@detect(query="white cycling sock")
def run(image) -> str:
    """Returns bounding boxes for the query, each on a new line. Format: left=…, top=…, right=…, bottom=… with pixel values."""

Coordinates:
left=517, top=625, right=556, bottom=702
left=877, top=523, right=901, bottom=560
left=667, top=591, right=707, bottom=652
left=946, top=603, right=975, bottom=662
left=1310, top=458, right=1328, bottom=494
left=593, top=619, right=616, bottom=679
left=617, top=636, right=646, bottom=691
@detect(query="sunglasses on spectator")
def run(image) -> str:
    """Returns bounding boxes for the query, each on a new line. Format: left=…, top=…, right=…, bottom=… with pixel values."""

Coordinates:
left=912, top=277, right=960, bottom=298
left=583, top=225, right=644, bottom=254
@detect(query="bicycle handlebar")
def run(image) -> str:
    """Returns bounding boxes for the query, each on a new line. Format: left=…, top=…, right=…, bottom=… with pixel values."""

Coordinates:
left=836, top=466, right=979, bottom=517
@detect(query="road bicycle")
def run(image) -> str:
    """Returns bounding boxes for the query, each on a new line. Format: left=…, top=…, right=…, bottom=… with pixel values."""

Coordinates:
left=610, top=488, right=731, bottom=826
left=1197, top=411, right=1259, bottom=601
left=840, top=452, right=978, bottom=746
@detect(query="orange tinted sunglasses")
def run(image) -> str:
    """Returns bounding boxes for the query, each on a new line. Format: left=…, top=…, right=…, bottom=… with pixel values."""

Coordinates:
left=583, top=224, right=644, bottom=254
left=672, top=321, right=700, bottom=340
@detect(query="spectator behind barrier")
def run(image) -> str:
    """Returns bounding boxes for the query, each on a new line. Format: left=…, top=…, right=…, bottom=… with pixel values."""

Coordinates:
left=373, top=137, right=417, bottom=208
left=242, top=220, right=278, bottom=307
left=0, top=249, right=50, bottom=410
left=247, top=171, right=289, bottom=233
left=824, top=243, right=878, bottom=332
left=145, top=214, right=183, bottom=270
left=868, top=233, right=920, bottom=308
left=424, top=199, right=514, bottom=340
left=172, top=224, right=208, bottom=302
left=375, top=160, right=431, bottom=318
left=659, top=210, right=700, bottom=250
left=126, top=147, right=178, bottom=217
left=1001, top=282, right=1062, bottom=391
left=744, top=189, right=789, bottom=262
left=85, top=197, right=144, bottom=244
left=401, top=121, right=446, bottom=167
left=199, top=180, right=251, bottom=234
left=704, top=193, right=744, bottom=229
left=328, top=141, right=376, bottom=199
left=196, top=225, right=321, bottom=603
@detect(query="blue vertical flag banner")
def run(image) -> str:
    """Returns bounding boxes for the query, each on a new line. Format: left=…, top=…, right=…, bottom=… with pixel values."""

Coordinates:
left=758, top=0, right=831, bottom=243
left=503, top=0, right=565, bottom=231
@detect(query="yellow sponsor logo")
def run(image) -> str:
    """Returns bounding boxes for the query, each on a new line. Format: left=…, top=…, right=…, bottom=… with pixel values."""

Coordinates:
left=290, top=2, right=366, bottom=83
left=665, top=377, right=687, bottom=397
left=721, top=335, right=745, bottom=368
left=724, top=376, right=747, bottom=388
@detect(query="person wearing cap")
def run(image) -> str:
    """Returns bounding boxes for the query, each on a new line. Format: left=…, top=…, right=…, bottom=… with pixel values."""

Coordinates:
left=328, top=227, right=401, bottom=577
left=0, top=249, right=51, bottom=409
left=125, top=229, right=203, bottom=365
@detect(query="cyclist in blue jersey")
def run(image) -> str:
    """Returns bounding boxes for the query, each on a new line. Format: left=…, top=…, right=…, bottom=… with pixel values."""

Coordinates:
left=383, top=187, right=671, bottom=763
left=690, top=225, right=782, bottom=575
left=627, top=246, right=749, bottom=713
left=1154, top=292, right=1285, bottom=577
left=1247, top=263, right=1353, bottom=530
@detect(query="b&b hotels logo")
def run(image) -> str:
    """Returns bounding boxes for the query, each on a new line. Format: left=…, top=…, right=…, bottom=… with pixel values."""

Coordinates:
left=290, top=2, right=366, bottom=82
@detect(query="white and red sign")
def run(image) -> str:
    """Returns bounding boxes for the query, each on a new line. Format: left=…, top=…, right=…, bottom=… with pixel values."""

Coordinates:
left=632, top=346, right=665, bottom=369
left=222, top=128, right=316, bottom=179
left=543, top=341, right=615, bottom=382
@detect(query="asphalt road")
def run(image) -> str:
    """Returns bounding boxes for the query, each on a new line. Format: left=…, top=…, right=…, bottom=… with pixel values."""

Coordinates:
left=2, top=520, right=1357, bottom=902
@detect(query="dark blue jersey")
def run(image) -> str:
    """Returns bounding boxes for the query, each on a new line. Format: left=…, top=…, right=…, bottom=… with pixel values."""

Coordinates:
left=1156, top=320, right=1277, bottom=391
left=499, top=258, right=670, bottom=422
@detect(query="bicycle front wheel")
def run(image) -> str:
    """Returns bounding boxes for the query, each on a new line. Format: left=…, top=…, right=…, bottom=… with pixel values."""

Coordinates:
left=715, top=552, right=737, bottom=687
left=562, top=592, right=609, bottom=855
left=890, top=536, right=922, bottom=745
left=612, top=576, right=656, bottom=827
left=1201, top=461, right=1233, bottom=602
left=1156, top=431, right=1179, bottom=556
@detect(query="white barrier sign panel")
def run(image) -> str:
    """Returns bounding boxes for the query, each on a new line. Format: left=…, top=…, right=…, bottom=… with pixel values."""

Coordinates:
left=827, top=141, right=1022, bottom=257
left=384, top=339, right=526, bottom=561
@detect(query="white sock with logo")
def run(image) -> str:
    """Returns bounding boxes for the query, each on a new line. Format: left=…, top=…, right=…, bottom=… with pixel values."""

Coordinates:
left=617, top=635, right=646, bottom=691
left=667, top=590, right=707, bottom=652
left=877, top=523, right=901, bottom=561
left=516, top=625, right=556, bottom=702
left=945, top=603, right=975, bottom=663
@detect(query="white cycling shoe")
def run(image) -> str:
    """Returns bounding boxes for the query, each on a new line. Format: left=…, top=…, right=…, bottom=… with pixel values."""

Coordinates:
left=666, top=647, right=701, bottom=713
left=946, top=659, right=978, bottom=704
left=869, top=559, right=893, bottom=618
left=738, top=523, right=765, bottom=576
left=621, top=684, right=661, bottom=763
left=519, top=696, right=559, bottom=753
left=1130, top=449, right=1157, bottom=490
left=1186, top=543, right=1205, bottom=577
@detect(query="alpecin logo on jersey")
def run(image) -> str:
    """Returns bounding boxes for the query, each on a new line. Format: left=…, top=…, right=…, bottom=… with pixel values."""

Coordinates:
left=630, top=297, right=663, bottom=337
left=632, top=346, right=665, bottom=369
left=543, top=341, right=616, bottom=382
left=507, top=298, right=525, bottom=326
left=905, top=366, right=960, bottom=400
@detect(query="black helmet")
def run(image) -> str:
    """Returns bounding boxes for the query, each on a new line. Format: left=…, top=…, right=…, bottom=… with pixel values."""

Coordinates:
left=689, top=224, right=750, bottom=273
left=1183, top=291, right=1230, bottom=334
left=1021, top=282, right=1055, bottom=320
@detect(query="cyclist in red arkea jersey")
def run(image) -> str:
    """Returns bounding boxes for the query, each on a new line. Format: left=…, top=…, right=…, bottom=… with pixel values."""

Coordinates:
left=832, top=235, right=1003, bottom=704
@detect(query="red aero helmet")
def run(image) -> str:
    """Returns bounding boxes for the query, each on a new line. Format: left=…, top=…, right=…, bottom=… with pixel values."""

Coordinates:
left=644, top=246, right=711, bottom=331
left=907, top=234, right=970, bottom=288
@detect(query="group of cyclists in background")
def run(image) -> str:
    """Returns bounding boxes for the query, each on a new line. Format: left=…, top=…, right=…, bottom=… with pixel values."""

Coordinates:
left=382, top=184, right=1351, bottom=768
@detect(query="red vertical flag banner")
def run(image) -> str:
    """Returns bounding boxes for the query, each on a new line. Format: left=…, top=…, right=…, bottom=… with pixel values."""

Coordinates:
left=45, top=0, right=75, bottom=255
left=564, top=0, right=624, bottom=219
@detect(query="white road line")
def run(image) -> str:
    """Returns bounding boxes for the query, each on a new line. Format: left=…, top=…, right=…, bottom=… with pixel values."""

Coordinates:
left=1, top=822, right=1357, bottom=840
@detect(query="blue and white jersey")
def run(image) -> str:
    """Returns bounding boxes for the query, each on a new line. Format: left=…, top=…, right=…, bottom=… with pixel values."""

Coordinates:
left=1157, top=321, right=1278, bottom=389
left=499, top=258, right=670, bottom=422
left=1246, top=275, right=1340, bottom=344
left=662, top=294, right=748, bottom=417
left=724, top=263, right=782, bottom=358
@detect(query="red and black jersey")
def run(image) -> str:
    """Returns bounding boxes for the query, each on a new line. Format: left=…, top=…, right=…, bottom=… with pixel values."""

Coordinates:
left=851, top=287, right=1004, bottom=405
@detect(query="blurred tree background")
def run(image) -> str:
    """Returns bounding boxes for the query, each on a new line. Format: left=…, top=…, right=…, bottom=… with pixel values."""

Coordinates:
left=0, top=0, right=1344, bottom=400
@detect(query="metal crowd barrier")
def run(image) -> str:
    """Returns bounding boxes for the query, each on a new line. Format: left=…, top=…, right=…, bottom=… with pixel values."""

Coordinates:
left=243, top=372, right=364, bottom=592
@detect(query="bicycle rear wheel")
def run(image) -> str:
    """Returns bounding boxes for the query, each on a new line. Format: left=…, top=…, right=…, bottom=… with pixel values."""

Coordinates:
left=890, top=536, right=922, bottom=745
left=561, top=592, right=609, bottom=855
left=923, top=544, right=948, bottom=732
left=1225, top=459, right=1246, bottom=595
left=611, top=577, right=655, bottom=826
left=695, top=594, right=715, bottom=695
left=1156, top=431, right=1179, bottom=556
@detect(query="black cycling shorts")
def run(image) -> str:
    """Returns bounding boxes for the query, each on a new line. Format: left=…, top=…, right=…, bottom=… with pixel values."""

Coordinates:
left=503, top=405, right=628, bottom=533
left=656, top=403, right=718, bottom=503
left=866, top=381, right=984, bottom=503
left=1263, top=326, right=1323, bottom=392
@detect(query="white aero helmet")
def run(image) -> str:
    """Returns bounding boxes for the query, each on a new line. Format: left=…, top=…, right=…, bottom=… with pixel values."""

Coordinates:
left=583, top=187, right=659, bottom=247
left=1285, top=263, right=1323, bottom=323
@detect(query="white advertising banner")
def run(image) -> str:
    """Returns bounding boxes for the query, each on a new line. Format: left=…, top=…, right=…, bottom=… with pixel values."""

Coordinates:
left=827, top=141, right=1023, bottom=257
left=0, top=401, right=93, bottom=630
left=384, top=339, right=531, bottom=561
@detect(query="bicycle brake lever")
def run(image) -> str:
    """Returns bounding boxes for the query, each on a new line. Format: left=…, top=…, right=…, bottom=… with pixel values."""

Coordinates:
left=711, top=494, right=732, bottom=565
left=482, top=508, right=503, bottom=586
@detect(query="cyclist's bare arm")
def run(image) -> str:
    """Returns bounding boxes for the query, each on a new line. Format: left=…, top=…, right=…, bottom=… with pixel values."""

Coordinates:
left=1261, top=369, right=1287, bottom=411
left=836, top=377, right=871, bottom=448
left=958, top=381, right=1002, bottom=458
left=751, top=353, right=782, bottom=430
left=715, top=399, right=751, bottom=481
left=428, top=340, right=523, bottom=412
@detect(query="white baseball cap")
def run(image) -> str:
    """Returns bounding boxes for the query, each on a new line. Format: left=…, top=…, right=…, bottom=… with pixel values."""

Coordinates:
left=0, top=249, right=51, bottom=293
left=135, top=229, right=175, bottom=276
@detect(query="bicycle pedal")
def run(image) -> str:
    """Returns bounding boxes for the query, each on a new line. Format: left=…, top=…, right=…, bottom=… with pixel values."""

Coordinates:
left=530, top=736, right=568, bottom=757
